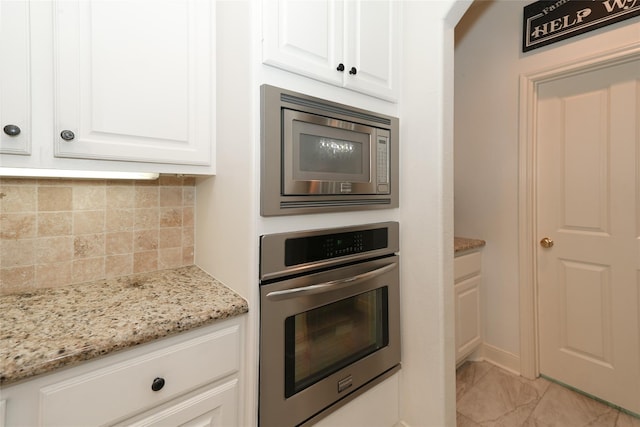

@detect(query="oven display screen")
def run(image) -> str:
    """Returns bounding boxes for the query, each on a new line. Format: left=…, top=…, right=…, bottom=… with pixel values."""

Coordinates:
left=284, top=228, right=388, bottom=266
left=283, top=287, right=389, bottom=398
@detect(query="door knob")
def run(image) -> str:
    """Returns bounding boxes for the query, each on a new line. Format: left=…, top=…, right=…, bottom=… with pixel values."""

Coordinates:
left=540, top=237, right=554, bottom=248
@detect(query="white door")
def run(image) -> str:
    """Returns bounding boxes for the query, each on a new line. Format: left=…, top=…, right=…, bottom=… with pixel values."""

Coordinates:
left=536, top=58, right=640, bottom=414
left=52, top=0, right=214, bottom=166
left=0, top=0, right=31, bottom=155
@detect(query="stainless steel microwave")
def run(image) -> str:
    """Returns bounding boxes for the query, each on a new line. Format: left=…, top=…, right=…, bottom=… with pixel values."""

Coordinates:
left=261, top=85, right=399, bottom=216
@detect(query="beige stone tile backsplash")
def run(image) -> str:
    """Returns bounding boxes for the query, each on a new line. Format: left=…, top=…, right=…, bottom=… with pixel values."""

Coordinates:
left=0, top=176, right=196, bottom=295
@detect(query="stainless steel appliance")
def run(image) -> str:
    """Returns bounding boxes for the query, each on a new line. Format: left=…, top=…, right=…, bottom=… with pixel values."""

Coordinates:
left=261, top=85, right=399, bottom=216
left=259, top=222, right=401, bottom=427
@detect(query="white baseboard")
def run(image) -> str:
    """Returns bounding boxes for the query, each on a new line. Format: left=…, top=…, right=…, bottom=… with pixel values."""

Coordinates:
left=474, top=343, right=521, bottom=375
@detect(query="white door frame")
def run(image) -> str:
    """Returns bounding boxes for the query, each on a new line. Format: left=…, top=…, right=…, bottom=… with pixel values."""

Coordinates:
left=517, top=41, right=640, bottom=380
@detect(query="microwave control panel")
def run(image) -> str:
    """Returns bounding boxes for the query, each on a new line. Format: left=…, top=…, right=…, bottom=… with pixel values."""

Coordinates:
left=376, top=133, right=390, bottom=193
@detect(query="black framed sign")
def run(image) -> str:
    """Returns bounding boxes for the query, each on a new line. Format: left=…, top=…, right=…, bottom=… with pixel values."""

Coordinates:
left=523, top=0, right=640, bottom=52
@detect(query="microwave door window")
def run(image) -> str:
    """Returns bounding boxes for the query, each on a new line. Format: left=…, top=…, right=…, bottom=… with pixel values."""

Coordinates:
left=292, top=121, right=371, bottom=184
left=299, top=135, right=363, bottom=175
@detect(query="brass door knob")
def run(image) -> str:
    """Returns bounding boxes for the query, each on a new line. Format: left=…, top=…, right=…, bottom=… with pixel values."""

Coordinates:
left=540, top=237, right=554, bottom=248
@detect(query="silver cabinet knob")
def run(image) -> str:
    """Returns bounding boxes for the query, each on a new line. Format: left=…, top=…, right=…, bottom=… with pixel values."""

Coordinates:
left=3, top=124, right=21, bottom=136
left=60, top=130, right=75, bottom=141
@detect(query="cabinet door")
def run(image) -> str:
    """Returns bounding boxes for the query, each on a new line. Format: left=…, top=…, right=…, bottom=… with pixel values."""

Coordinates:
left=0, top=0, right=31, bottom=155
left=454, top=275, right=482, bottom=363
left=262, top=0, right=344, bottom=85
left=118, top=379, right=239, bottom=427
left=52, top=0, right=214, bottom=167
left=344, top=0, right=399, bottom=101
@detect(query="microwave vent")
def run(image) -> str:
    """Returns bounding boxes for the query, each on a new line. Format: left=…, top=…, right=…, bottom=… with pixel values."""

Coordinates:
left=280, top=94, right=392, bottom=127
left=281, top=198, right=392, bottom=210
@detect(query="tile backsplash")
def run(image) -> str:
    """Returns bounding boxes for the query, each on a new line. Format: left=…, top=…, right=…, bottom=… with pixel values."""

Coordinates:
left=0, top=176, right=195, bottom=295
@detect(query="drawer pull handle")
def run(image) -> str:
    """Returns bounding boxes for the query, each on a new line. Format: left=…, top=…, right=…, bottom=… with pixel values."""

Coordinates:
left=3, top=124, right=21, bottom=136
left=151, top=377, right=165, bottom=391
left=60, top=130, right=75, bottom=141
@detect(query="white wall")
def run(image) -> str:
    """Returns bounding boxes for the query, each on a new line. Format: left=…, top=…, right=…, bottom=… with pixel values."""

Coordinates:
left=196, top=0, right=471, bottom=425
left=454, top=0, right=640, bottom=368
left=399, top=1, right=473, bottom=425
left=195, top=2, right=257, bottom=426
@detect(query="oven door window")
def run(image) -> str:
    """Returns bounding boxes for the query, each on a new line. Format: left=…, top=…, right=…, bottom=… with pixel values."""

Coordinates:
left=284, top=287, right=389, bottom=397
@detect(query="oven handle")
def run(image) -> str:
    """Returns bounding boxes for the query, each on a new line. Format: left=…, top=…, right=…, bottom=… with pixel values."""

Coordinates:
left=265, top=262, right=397, bottom=300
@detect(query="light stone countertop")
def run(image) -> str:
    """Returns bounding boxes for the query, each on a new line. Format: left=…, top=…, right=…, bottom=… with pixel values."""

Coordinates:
left=454, top=237, right=486, bottom=254
left=0, top=265, right=248, bottom=386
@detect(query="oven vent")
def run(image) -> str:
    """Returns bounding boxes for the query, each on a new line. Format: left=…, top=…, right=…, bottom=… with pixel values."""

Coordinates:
left=281, top=198, right=392, bottom=209
left=280, top=93, right=392, bottom=127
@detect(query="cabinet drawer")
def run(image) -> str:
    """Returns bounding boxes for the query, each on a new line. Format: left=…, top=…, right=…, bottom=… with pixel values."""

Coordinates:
left=116, top=379, right=239, bottom=427
left=40, top=324, right=240, bottom=426
left=454, top=251, right=482, bottom=282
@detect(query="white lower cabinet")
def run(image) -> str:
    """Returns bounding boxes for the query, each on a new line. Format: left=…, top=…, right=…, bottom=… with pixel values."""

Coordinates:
left=0, top=317, right=243, bottom=427
left=454, top=250, right=483, bottom=364
left=117, top=379, right=239, bottom=427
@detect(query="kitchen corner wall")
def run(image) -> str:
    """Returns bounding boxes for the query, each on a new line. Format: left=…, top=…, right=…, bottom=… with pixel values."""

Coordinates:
left=0, top=176, right=195, bottom=296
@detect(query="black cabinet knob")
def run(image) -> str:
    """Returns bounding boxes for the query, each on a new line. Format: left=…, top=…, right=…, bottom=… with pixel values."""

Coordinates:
left=3, top=124, right=21, bottom=136
left=151, top=377, right=165, bottom=391
left=336, top=63, right=345, bottom=72
left=60, top=130, right=75, bottom=141
left=349, top=67, right=357, bottom=75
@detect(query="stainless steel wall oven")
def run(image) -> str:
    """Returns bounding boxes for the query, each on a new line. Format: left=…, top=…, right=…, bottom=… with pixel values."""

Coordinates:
left=259, top=222, right=401, bottom=427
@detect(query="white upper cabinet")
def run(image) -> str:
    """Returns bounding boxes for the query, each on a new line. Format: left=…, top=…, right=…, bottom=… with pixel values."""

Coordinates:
left=0, top=0, right=215, bottom=175
left=0, top=0, right=31, bottom=155
left=262, top=0, right=399, bottom=102
left=262, top=0, right=344, bottom=86
left=343, top=1, right=398, bottom=100
left=53, top=0, right=215, bottom=167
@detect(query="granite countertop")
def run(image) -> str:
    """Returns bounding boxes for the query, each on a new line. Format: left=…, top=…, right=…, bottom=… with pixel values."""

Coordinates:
left=454, top=237, right=486, bottom=254
left=0, top=265, right=248, bottom=386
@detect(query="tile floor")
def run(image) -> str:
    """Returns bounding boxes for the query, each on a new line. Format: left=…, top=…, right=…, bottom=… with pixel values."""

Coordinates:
left=456, top=361, right=640, bottom=427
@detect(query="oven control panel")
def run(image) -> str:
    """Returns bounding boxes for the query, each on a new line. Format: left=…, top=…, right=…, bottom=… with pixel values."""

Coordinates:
left=323, top=233, right=364, bottom=257
left=259, top=221, right=399, bottom=281
left=285, top=228, right=388, bottom=267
